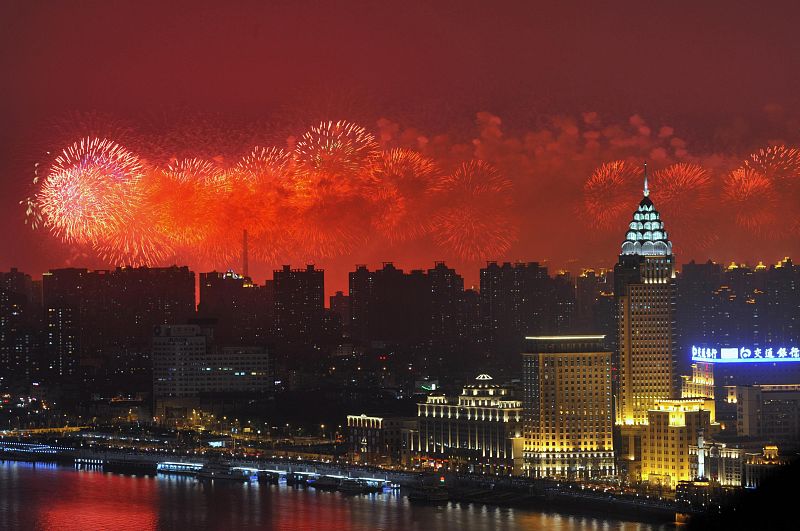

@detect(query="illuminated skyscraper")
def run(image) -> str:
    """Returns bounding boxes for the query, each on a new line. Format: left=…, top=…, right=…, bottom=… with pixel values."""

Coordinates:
left=615, top=167, right=678, bottom=426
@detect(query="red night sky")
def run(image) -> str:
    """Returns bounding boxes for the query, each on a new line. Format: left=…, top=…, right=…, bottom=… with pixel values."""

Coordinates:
left=1, top=1, right=799, bottom=294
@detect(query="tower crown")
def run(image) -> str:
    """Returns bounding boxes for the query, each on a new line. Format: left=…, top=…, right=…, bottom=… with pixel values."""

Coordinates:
left=620, top=164, right=672, bottom=256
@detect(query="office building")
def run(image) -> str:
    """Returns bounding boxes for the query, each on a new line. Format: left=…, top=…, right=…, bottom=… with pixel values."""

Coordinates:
left=615, top=170, right=678, bottom=427
left=726, top=384, right=800, bottom=444
left=152, top=324, right=270, bottom=403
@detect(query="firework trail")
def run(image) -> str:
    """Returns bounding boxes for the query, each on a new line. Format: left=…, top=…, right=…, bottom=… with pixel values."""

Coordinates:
left=650, top=163, right=716, bottom=252
left=430, top=160, right=517, bottom=261
left=369, top=148, right=443, bottom=242
left=745, top=145, right=800, bottom=185
left=722, top=166, right=778, bottom=235
left=582, top=160, right=642, bottom=230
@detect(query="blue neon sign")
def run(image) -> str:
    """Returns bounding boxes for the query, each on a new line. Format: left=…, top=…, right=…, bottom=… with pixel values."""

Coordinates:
left=692, top=345, right=800, bottom=363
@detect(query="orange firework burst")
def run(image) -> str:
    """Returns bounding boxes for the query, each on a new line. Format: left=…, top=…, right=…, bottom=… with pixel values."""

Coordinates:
left=145, top=158, right=228, bottom=255
left=582, top=160, right=641, bottom=230
left=37, top=137, right=144, bottom=244
left=93, top=209, right=173, bottom=267
left=650, top=163, right=715, bottom=250
left=430, top=160, right=517, bottom=261
left=293, top=120, right=379, bottom=197
left=722, top=167, right=778, bottom=234
left=217, top=146, right=296, bottom=262
left=745, top=145, right=800, bottom=185
left=369, top=149, right=443, bottom=242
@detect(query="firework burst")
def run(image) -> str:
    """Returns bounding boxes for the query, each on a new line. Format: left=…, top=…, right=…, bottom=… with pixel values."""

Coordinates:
left=582, top=160, right=641, bottom=230
left=369, top=149, right=443, bottom=242
left=293, top=120, right=379, bottom=197
left=430, top=160, right=517, bottom=261
left=217, top=146, right=296, bottom=262
left=722, top=167, right=778, bottom=235
left=37, top=137, right=144, bottom=244
left=650, top=163, right=716, bottom=251
left=143, top=158, right=228, bottom=258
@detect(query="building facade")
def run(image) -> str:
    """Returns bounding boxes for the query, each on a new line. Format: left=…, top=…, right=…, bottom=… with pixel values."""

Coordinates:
left=152, top=325, right=270, bottom=405
left=346, top=414, right=417, bottom=466
left=522, top=335, right=615, bottom=479
left=412, top=374, right=523, bottom=474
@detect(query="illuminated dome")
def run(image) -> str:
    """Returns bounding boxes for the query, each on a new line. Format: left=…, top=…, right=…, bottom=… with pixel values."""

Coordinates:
left=620, top=166, right=673, bottom=256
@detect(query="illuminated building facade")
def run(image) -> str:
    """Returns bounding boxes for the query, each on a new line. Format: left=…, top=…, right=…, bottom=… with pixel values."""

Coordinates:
left=744, top=445, right=790, bottom=488
left=614, top=173, right=678, bottom=426
left=681, top=361, right=715, bottom=401
left=641, top=399, right=718, bottom=488
left=689, top=438, right=745, bottom=487
left=522, top=336, right=615, bottom=479
left=412, top=374, right=523, bottom=474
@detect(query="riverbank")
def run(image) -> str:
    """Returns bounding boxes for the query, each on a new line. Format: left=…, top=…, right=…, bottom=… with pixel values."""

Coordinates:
left=0, top=442, right=684, bottom=525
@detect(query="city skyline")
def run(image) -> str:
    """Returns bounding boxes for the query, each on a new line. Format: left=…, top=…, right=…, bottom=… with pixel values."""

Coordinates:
left=2, top=2, right=799, bottom=528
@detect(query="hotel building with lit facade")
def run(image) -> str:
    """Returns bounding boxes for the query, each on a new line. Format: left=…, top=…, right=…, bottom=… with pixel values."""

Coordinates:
left=641, top=398, right=718, bottom=487
left=411, top=374, right=524, bottom=474
left=522, top=335, right=615, bottom=479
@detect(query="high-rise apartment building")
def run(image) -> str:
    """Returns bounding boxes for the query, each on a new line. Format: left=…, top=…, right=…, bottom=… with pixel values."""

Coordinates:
left=522, top=335, right=615, bottom=479
left=272, top=265, right=324, bottom=344
left=198, top=270, right=273, bottom=345
left=0, top=268, right=40, bottom=380
left=480, top=261, right=576, bottom=362
left=42, top=266, right=195, bottom=382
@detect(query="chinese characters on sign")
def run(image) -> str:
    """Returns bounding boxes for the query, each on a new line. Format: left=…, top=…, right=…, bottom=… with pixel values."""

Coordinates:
left=692, top=345, right=800, bottom=363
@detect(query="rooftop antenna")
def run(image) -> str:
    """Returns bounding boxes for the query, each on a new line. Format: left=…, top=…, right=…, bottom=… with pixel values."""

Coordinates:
left=242, top=229, right=249, bottom=278
left=643, top=161, right=650, bottom=197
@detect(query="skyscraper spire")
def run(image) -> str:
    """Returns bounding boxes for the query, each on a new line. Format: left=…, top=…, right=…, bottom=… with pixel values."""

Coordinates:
left=643, top=161, right=649, bottom=197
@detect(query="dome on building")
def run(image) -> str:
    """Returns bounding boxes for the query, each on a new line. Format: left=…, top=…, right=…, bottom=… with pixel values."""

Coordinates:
left=620, top=165, right=673, bottom=256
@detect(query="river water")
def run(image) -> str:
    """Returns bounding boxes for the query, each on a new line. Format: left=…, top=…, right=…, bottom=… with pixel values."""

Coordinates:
left=0, top=462, right=672, bottom=530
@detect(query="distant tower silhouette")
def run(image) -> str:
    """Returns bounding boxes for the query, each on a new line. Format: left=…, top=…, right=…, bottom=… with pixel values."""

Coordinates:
left=242, top=229, right=249, bottom=278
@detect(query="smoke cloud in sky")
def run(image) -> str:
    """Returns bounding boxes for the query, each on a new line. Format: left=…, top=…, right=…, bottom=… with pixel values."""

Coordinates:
left=2, top=1, right=800, bottom=292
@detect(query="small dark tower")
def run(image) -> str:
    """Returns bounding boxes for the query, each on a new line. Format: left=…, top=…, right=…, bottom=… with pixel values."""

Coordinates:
left=242, top=229, right=249, bottom=278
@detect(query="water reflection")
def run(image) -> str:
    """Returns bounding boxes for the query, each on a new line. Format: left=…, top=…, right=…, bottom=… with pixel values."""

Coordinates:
left=0, top=462, right=671, bottom=530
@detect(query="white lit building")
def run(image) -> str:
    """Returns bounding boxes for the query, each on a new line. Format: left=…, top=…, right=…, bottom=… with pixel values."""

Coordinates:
left=412, top=374, right=524, bottom=474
